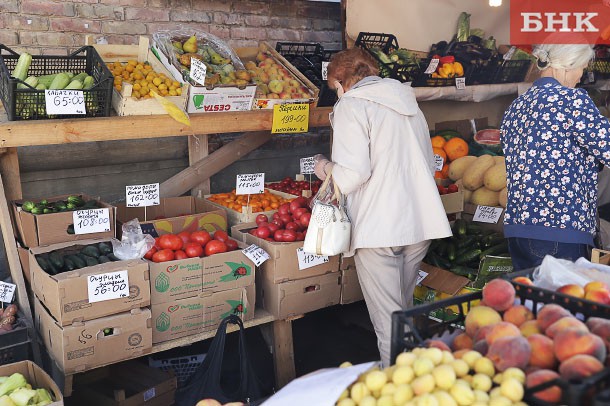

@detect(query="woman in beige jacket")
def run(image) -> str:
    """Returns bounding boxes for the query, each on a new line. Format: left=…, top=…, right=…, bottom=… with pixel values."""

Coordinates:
left=314, top=48, right=452, bottom=366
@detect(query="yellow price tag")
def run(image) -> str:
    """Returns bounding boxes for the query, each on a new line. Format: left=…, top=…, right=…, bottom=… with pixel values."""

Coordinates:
left=272, top=103, right=309, bottom=134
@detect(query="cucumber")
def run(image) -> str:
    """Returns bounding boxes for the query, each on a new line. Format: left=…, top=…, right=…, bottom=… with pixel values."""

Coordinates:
left=77, top=253, right=99, bottom=267
left=481, top=242, right=510, bottom=259
left=455, top=249, right=483, bottom=265
left=48, top=251, right=65, bottom=269
left=63, top=257, right=76, bottom=272
left=447, top=242, right=457, bottom=262
left=450, top=265, right=477, bottom=278
left=466, top=223, right=483, bottom=235
left=67, top=254, right=86, bottom=269
left=97, top=242, right=113, bottom=255
left=35, top=255, right=51, bottom=273
left=98, top=255, right=111, bottom=264
left=481, top=234, right=505, bottom=248
left=453, top=219, right=468, bottom=236
left=49, top=72, right=71, bottom=90
left=81, top=245, right=101, bottom=258
left=435, top=240, right=448, bottom=257
left=427, top=251, right=451, bottom=269
left=67, top=224, right=75, bottom=234
left=455, top=235, right=478, bottom=250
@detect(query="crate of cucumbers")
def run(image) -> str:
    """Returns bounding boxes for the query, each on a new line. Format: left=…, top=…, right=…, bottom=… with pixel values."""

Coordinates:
left=0, top=44, right=113, bottom=121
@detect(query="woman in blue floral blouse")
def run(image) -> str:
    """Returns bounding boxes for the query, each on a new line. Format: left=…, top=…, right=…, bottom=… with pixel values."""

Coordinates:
left=501, top=44, right=610, bottom=271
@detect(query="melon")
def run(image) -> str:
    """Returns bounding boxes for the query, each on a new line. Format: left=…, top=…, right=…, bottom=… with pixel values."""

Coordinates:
left=471, top=187, right=500, bottom=207
left=473, top=129, right=502, bottom=154
left=462, top=155, right=496, bottom=191
left=499, top=188, right=507, bottom=208
left=484, top=164, right=507, bottom=192
left=449, top=155, right=477, bottom=181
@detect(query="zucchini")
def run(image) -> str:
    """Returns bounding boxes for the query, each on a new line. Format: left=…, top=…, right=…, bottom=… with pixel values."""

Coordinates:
left=12, top=53, right=32, bottom=81
left=81, top=245, right=101, bottom=258
left=35, top=255, right=51, bottom=273
left=455, top=248, right=483, bottom=265
left=453, top=219, right=468, bottom=236
left=17, top=76, right=38, bottom=89
left=71, top=72, right=88, bottom=83
left=49, top=72, right=71, bottom=90
left=65, top=79, right=83, bottom=90
left=37, top=73, right=64, bottom=88
left=48, top=251, right=65, bottom=269
left=83, top=75, right=95, bottom=89
left=67, top=254, right=86, bottom=269
left=97, top=242, right=113, bottom=255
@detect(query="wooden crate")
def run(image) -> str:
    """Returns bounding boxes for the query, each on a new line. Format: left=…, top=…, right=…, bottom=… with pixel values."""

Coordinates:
left=87, top=36, right=189, bottom=116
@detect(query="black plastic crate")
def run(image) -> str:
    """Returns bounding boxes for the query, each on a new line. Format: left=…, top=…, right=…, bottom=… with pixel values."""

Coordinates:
left=0, top=45, right=113, bottom=121
left=412, top=58, right=475, bottom=87
left=391, top=282, right=610, bottom=405
left=490, top=59, right=532, bottom=84
left=0, top=320, right=30, bottom=365
left=355, top=32, right=399, bottom=54
left=276, top=42, right=324, bottom=58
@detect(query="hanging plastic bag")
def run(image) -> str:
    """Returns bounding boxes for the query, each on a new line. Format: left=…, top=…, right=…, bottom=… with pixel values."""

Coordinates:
left=110, top=218, right=155, bottom=260
left=532, top=255, right=598, bottom=290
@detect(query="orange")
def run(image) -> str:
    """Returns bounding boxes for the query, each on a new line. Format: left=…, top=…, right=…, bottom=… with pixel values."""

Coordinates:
left=443, top=137, right=469, bottom=161
left=431, top=135, right=446, bottom=149
left=432, top=147, right=447, bottom=163
left=435, top=163, right=449, bottom=179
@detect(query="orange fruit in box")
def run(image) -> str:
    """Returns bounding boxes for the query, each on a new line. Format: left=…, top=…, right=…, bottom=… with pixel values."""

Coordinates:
left=444, top=137, right=469, bottom=161
left=432, top=147, right=447, bottom=163
left=431, top=135, right=446, bottom=149
left=435, top=163, right=449, bottom=180
left=207, top=190, right=293, bottom=213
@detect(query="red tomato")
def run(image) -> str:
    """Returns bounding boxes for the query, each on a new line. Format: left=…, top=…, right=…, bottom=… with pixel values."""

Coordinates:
left=254, top=226, right=271, bottom=239
left=295, top=232, right=305, bottom=241
left=278, top=203, right=291, bottom=215
left=144, top=246, right=157, bottom=260
left=225, top=239, right=238, bottom=251
left=152, top=249, right=175, bottom=263
left=292, top=207, right=309, bottom=220
left=267, top=223, right=280, bottom=233
left=214, top=230, right=229, bottom=242
left=272, top=218, right=284, bottom=228
left=436, top=184, right=448, bottom=195
left=299, top=212, right=311, bottom=228
left=177, top=231, right=191, bottom=246
left=190, top=230, right=212, bottom=247
left=285, top=221, right=300, bottom=231
left=154, top=237, right=162, bottom=250
left=279, top=214, right=292, bottom=224
left=272, top=212, right=281, bottom=221
left=283, top=229, right=297, bottom=242
left=184, top=242, right=204, bottom=258
left=256, top=214, right=269, bottom=225
left=273, top=229, right=285, bottom=242
left=447, top=184, right=459, bottom=193
left=174, top=250, right=188, bottom=260
left=159, top=234, right=183, bottom=251
left=290, top=197, right=308, bottom=213
left=204, top=240, right=228, bottom=256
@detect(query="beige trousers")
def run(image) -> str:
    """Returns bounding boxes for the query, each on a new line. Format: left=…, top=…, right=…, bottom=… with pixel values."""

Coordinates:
left=354, top=240, right=431, bottom=367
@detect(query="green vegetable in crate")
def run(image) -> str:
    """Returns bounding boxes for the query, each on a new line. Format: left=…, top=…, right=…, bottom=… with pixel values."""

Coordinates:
left=16, top=76, right=38, bottom=90
left=98, top=242, right=113, bottom=255
left=20, top=201, right=35, bottom=212
left=0, top=373, right=27, bottom=397
left=67, top=195, right=85, bottom=206
left=457, top=12, right=471, bottom=42
left=49, top=72, right=71, bottom=90
left=81, top=245, right=101, bottom=258
left=11, top=53, right=32, bottom=81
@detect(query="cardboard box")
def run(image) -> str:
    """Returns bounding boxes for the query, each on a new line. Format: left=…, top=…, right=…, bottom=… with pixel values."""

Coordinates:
left=205, top=189, right=297, bottom=228
left=0, top=361, right=63, bottom=405
left=257, top=271, right=341, bottom=319
left=115, top=196, right=228, bottom=238
left=18, top=246, right=31, bottom=284
left=69, top=360, right=177, bottom=406
left=441, top=191, right=464, bottom=214
left=148, top=241, right=255, bottom=304
left=151, top=285, right=255, bottom=344
left=473, top=255, right=514, bottom=289
left=35, top=298, right=152, bottom=374
left=29, top=239, right=150, bottom=326
left=340, top=267, right=364, bottom=305
left=12, top=193, right=116, bottom=248
left=461, top=203, right=505, bottom=233
left=232, top=222, right=340, bottom=283
left=591, top=248, right=610, bottom=265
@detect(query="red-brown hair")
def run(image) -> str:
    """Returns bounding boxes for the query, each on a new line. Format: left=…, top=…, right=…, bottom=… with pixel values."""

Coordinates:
left=327, top=47, right=379, bottom=90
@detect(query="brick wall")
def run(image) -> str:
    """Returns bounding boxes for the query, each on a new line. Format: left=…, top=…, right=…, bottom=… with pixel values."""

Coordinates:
left=1, top=0, right=342, bottom=54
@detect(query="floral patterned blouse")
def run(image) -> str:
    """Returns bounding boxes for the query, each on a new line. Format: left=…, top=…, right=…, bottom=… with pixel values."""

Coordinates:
left=501, top=77, right=610, bottom=245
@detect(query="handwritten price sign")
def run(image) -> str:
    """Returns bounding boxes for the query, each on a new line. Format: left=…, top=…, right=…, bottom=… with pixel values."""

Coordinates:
left=455, top=77, right=466, bottom=90
left=296, top=247, right=329, bottom=270
left=73, top=208, right=111, bottom=234
left=242, top=244, right=270, bottom=267
left=45, top=90, right=86, bottom=115
left=300, top=156, right=316, bottom=174
left=473, top=205, right=504, bottom=224
left=425, top=58, right=440, bottom=74
left=272, top=103, right=309, bottom=134
left=190, top=58, right=207, bottom=86
left=126, top=183, right=160, bottom=207
left=236, top=173, right=265, bottom=195
left=434, top=154, right=445, bottom=171
left=0, top=282, right=16, bottom=303
left=322, top=61, right=329, bottom=80
left=87, top=270, right=129, bottom=303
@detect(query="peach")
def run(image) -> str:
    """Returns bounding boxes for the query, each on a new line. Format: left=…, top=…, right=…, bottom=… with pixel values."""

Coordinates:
left=485, top=322, right=522, bottom=345
left=536, top=304, right=572, bottom=331
left=473, top=339, right=489, bottom=356
left=482, top=279, right=516, bottom=312
left=585, top=317, right=610, bottom=332
left=452, top=333, right=473, bottom=351
left=553, top=328, right=607, bottom=362
left=545, top=316, right=588, bottom=339
left=584, top=281, right=609, bottom=293
left=584, top=288, right=610, bottom=305
left=558, top=354, right=604, bottom=381
left=512, top=276, right=534, bottom=286
left=503, top=305, right=534, bottom=327
left=520, top=320, right=542, bottom=337
left=473, top=324, right=495, bottom=343
left=427, top=339, right=451, bottom=352
left=487, top=335, right=531, bottom=372
left=526, top=369, right=562, bottom=403
left=587, top=318, right=610, bottom=347
left=557, top=283, right=585, bottom=298
left=527, top=334, right=557, bottom=369
left=464, top=306, right=502, bottom=338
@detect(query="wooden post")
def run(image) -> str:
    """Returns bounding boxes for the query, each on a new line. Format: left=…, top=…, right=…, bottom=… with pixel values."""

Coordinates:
left=188, top=134, right=210, bottom=198
left=0, top=148, right=22, bottom=201
left=271, top=319, right=296, bottom=388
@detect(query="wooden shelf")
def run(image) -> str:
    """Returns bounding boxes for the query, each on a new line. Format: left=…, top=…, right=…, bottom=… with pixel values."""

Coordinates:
left=151, top=308, right=276, bottom=354
left=413, top=82, right=527, bottom=102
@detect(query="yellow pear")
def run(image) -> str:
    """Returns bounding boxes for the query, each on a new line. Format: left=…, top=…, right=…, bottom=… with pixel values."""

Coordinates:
left=182, top=35, right=198, bottom=53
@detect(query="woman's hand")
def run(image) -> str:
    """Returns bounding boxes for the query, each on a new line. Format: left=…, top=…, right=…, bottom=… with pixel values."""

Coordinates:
left=313, top=154, right=334, bottom=181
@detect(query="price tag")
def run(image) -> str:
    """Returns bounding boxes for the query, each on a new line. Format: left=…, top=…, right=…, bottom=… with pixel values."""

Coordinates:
left=322, top=61, right=329, bottom=80
left=242, top=244, right=270, bottom=267
left=425, top=58, right=440, bottom=74
left=434, top=154, right=445, bottom=171
left=588, top=71, right=595, bottom=83
left=416, top=270, right=428, bottom=286
left=296, top=247, right=329, bottom=270
left=45, top=90, right=86, bottom=115
left=503, top=46, right=517, bottom=60
left=73, top=208, right=111, bottom=235
left=143, top=388, right=156, bottom=402
left=87, top=270, right=130, bottom=303
left=189, top=58, right=207, bottom=86
left=272, top=103, right=309, bottom=134
left=126, top=183, right=160, bottom=207
left=473, top=205, right=504, bottom=224
left=0, top=282, right=16, bottom=303
left=455, top=77, right=466, bottom=90
left=300, top=156, right=316, bottom=174
left=236, top=173, right=265, bottom=195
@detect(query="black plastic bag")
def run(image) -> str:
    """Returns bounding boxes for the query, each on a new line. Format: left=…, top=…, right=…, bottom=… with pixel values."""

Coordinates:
left=175, top=314, right=266, bottom=405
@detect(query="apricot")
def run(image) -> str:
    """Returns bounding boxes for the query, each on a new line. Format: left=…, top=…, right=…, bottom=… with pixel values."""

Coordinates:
left=545, top=316, right=588, bottom=339
left=464, top=306, right=502, bottom=338
left=482, top=279, right=516, bottom=312
left=487, top=335, right=531, bottom=372
left=502, top=304, right=534, bottom=327
left=553, top=328, right=607, bottom=362
left=527, top=334, right=557, bottom=369
left=485, top=322, right=521, bottom=345
left=519, top=320, right=542, bottom=337
left=452, top=333, right=473, bottom=351
left=536, top=304, right=572, bottom=331
left=558, top=354, right=604, bottom=381
left=557, top=283, right=585, bottom=298
left=526, top=369, right=562, bottom=403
